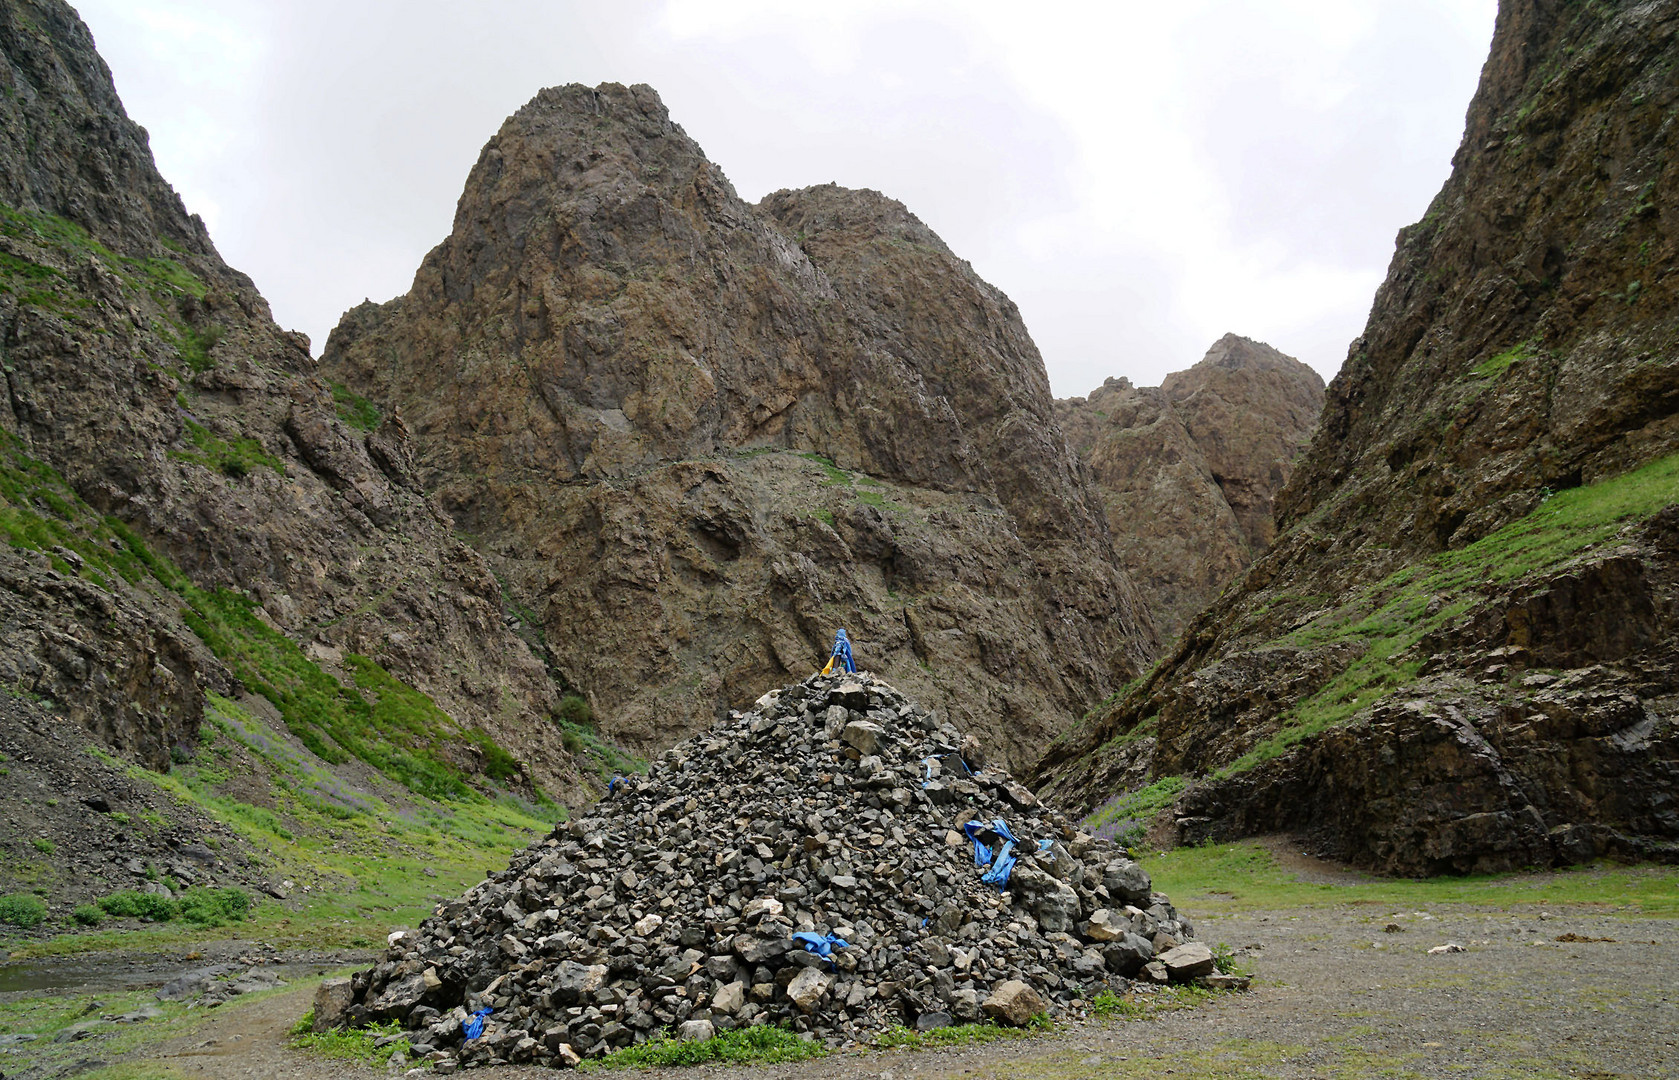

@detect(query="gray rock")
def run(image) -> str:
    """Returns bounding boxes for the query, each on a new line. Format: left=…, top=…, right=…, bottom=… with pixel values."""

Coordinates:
left=982, top=980, right=1046, bottom=1026
left=366, top=972, right=428, bottom=1018
left=786, top=967, right=834, bottom=1013
left=1031, top=879, right=1082, bottom=934
left=1085, top=908, right=1128, bottom=942
left=1158, top=941, right=1217, bottom=981
left=711, top=980, right=746, bottom=1015
left=1101, top=932, right=1154, bottom=976
left=549, top=961, right=609, bottom=1005
left=157, top=967, right=221, bottom=1002
left=1102, top=858, right=1153, bottom=904
left=840, top=720, right=885, bottom=756
left=677, top=1018, right=715, bottom=1041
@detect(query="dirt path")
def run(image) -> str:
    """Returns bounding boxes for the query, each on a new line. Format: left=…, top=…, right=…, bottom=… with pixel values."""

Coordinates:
left=94, top=902, right=1676, bottom=1080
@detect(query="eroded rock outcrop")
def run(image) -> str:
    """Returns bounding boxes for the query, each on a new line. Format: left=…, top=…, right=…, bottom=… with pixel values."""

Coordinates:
left=322, top=86, right=1154, bottom=770
left=1057, top=335, right=1323, bottom=642
left=0, top=0, right=584, bottom=795
left=1034, top=0, right=1679, bottom=873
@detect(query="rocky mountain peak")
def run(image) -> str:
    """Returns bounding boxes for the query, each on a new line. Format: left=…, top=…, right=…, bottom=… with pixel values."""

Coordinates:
left=760, top=182, right=957, bottom=259
left=0, top=0, right=216, bottom=259
left=324, top=84, right=1153, bottom=770
left=1182, top=332, right=1309, bottom=376
left=1056, top=337, right=1323, bottom=642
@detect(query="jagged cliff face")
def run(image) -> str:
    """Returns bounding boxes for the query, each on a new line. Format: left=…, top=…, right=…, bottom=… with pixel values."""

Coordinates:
left=322, top=85, right=1155, bottom=769
left=1057, top=335, right=1324, bottom=642
left=0, top=0, right=582, bottom=793
left=1034, top=0, right=1679, bottom=873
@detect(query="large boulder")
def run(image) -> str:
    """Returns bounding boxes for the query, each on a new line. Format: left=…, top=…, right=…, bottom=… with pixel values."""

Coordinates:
left=1102, top=858, right=1153, bottom=904
left=1159, top=941, right=1217, bottom=982
left=312, top=978, right=355, bottom=1032
left=982, top=980, right=1047, bottom=1026
left=1101, top=933, right=1155, bottom=977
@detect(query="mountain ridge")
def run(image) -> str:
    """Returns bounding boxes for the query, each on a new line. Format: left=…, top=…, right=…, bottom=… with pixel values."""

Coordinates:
left=321, top=83, right=1156, bottom=771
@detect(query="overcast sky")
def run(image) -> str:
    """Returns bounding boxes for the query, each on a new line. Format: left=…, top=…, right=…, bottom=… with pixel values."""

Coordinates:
left=76, top=0, right=1497, bottom=395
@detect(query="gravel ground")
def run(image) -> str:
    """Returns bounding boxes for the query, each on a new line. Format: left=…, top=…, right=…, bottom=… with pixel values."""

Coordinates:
left=66, top=900, right=1675, bottom=1080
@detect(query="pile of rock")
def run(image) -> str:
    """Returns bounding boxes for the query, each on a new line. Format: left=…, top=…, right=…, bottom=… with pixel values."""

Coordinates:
left=329, top=673, right=1213, bottom=1070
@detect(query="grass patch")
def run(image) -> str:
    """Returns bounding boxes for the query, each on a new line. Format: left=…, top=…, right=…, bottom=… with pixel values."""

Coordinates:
left=557, top=717, right=647, bottom=784
left=584, top=1023, right=827, bottom=1069
left=855, top=488, right=906, bottom=513
left=1141, top=840, right=1679, bottom=915
left=0, top=409, right=563, bottom=959
left=75, top=1067, right=187, bottom=1080
left=1085, top=775, right=1186, bottom=846
left=1472, top=339, right=1535, bottom=379
left=0, top=203, right=206, bottom=323
left=875, top=1018, right=1048, bottom=1050
left=799, top=452, right=851, bottom=486
left=170, top=419, right=282, bottom=478
left=0, top=433, right=184, bottom=592
left=292, top=1019, right=404, bottom=1066
left=0, top=986, right=202, bottom=1080
left=330, top=382, right=382, bottom=431
left=167, top=322, right=222, bottom=372
left=1089, top=989, right=1145, bottom=1018
left=179, top=585, right=531, bottom=802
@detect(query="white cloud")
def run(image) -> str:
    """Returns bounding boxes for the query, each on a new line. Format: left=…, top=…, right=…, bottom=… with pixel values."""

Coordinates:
left=74, top=0, right=1496, bottom=393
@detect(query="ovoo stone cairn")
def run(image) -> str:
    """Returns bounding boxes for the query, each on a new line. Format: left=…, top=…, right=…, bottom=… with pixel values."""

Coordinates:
left=333, top=673, right=1210, bottom=1070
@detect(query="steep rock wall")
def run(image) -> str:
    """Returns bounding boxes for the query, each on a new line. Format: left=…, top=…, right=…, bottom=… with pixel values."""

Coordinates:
left=0, top=0, right=583, bottom=794
left=1033, top=0, right=1679, bottom=873
left=322, top=86, right=1156, bottom=769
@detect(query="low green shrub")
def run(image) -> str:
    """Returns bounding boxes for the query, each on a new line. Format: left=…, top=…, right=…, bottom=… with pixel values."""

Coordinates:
left=71, top=903, right=104, bottom=926
left=0, top=893, right=48, bottom=928
left=98, top=889, right=179, bottom=921
left=330, top=382, right=381, bottom=431
left=178, top=886, right=252, bottom=926
left=98, top=886, right=251, bottom=926
left=555, top=693, right=593, bottom=727
left=292, top=1019, right=402, bottom=1065
left=1089, top=989, right=1146, bottom=1018
left=1211, top=941, right=1248, bottom=976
